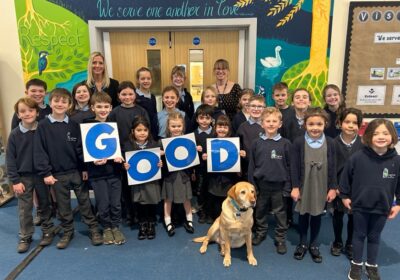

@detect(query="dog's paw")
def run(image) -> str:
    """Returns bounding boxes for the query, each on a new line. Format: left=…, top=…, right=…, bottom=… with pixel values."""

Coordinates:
left=199, top=245, right=207, bottom=254
left=248, top=256, right=257, bottom=266
left=223, top=257, right=231, bottom=267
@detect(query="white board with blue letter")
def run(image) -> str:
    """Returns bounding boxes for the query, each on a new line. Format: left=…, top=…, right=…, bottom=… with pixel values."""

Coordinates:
left=161, top=133, right=200, bottom=172
left=207, top=138, right=240, bottom=173
left=80, top=122, right=122, bottom=162
left=125, top=148, right=161, bottom=185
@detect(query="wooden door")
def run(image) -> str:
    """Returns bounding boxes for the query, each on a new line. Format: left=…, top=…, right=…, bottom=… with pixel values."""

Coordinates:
left=109, top=30, right=239, bottom=98
left=109, top=31, right=173, bottom=95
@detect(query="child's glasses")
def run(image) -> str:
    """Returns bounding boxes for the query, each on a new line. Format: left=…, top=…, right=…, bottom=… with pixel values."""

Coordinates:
left=249, top=105, right=265, bottom=110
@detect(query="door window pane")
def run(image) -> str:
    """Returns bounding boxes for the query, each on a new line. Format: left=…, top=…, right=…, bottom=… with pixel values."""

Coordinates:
left=189, top=49, right=204, bottom=103
left=147, top=50, right=161, bottom=95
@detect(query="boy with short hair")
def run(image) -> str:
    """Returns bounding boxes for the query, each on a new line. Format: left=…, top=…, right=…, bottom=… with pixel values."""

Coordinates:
left=248, top=107, right=291, bottom=254
left=236, top=95, right=265, bottom=179
left=7, top=97, right=54, bottom=253
left=272, top=82, right=294, bottom=123
left=85, top=92, right=125, bottom=245
left=11, top=78, right=52, bottom=129
left=192, top=104, right=214, bottom=223
left=34, top=88, right=102, bottom=249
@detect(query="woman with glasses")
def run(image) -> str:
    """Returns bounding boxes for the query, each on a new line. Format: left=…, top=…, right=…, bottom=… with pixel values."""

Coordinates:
left=212, top=59, right=242, bottom=120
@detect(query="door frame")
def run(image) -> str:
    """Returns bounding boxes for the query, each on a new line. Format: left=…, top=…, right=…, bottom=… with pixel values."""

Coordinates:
left=88, top=18, right=257, bottom=89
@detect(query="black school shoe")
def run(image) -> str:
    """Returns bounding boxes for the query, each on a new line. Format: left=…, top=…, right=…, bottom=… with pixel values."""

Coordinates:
left=309, top=246, right=323, bottom=263
left=183, top=221, right=194, bottom=234
left=17, top=238, right=32, bottom=253
left=330, top=241, right=343, bottom=256
left=147, top=222, right=156, bottom=239
left=344, top=244, right=353, bottom=260
left=293, top=244, right=308, bottom=260
left=275, top=241, right=287, bottom=254
left=138, top=222, right=147, bottom=240
left=165, top=223, right=175, bottom=237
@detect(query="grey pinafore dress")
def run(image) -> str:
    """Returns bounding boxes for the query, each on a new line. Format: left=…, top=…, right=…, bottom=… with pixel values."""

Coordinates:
left=295, top=141, right=328, bottom=216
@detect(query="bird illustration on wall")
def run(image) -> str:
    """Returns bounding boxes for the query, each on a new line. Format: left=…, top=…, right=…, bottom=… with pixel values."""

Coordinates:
left=260, top=46, right=282, bottom=68
left=38, top=51, right=49, bottom=75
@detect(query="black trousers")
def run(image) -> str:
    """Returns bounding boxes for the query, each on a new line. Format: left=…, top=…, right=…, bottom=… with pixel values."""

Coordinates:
left=91, top=177, right=122, bottom=229
left=254, top=189, right=287, bottom=243
left=352, top=211, right=387, bottom=265
left=52, top=171, right=98, bottom=233
left=17, top=176, right=54, bottom=240
left=332, top=209, right=353, bottom=245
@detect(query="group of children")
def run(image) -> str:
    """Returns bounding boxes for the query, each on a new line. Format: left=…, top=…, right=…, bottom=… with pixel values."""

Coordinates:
left=6, top=70, right=400, bottom=280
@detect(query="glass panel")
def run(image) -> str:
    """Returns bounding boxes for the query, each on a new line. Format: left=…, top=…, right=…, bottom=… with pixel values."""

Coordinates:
left=147, top=50, right=161, bottom=95
left=189, top=49, right=204, bottom=103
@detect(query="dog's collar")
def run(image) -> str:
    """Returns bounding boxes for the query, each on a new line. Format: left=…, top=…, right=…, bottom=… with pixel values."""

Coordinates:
left=230, top=198, right=248, bottom=215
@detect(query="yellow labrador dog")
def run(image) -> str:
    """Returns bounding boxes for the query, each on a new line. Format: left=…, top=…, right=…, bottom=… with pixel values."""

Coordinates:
left=193, top=182, right=257, bottom=267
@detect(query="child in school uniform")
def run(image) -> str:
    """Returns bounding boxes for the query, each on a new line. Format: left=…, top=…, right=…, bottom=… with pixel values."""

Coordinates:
left=323, top=84, right=345, bottom=138
left=248, top=107, right=291, bottom=254
left=290, top=107, right=337, bottom=263
left=34, top=88, right=103, bottom=249
left=281, top=88, right=312, bottom=226
left=135, top=67, right=158, bottom=123
left=232, top=88, right=254, bottom=135
left=109, top=81, right=149, bottom=225
left=171, top=65, right=195, bottom=120
left=69, top=81, right=94, bottom=124
left=192, top=104, right=214, bottom=224
left=340, top=119, right=400, bottom=280
left=205, top=115, right=241, bottom=221
left=11, top=78, right=52, bottom=129
left=7, top=97, right=54, bottom=253
left=331, top=108, right=364, bottom=259
left=86, top=93, right=125, bottom=245
left=272, top=82, right=294, bottom=124
left=123, top=116, right=162, bottom=240
left=154, top=86, right=189, bottom=139
left=162, top=112, right=197, bottom=236
left=236, top=95, right=265, bottom=179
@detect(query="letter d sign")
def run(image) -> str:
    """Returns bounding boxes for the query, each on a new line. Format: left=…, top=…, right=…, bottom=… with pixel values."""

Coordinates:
left=207, top=138, right=240, bottom=172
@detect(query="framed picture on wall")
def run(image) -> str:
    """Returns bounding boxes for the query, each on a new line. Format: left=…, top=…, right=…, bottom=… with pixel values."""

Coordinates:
left=342, top=1, right=400, bottom=117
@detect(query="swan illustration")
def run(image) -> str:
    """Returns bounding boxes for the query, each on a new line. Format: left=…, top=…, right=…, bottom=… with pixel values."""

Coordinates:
left=260, top=46, right=282, bottom=68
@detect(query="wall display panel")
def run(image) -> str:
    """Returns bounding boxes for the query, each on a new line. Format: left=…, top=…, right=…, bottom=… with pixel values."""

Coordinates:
left=342, top=1, right=400, bottom=117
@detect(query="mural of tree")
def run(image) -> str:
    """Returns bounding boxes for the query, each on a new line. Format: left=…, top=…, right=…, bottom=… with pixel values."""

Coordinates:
left=16, top=0, right=89, bottom=88
left=235, top=0, right=331, bottom=106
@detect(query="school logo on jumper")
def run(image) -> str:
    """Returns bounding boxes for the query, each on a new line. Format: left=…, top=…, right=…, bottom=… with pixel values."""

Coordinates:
left=271, top=149, right=282, bottom=160
left=66, top=132, right=77, bottom=142
left=80, top=122, right=122, bottom=162
left=382, top=168, right=396, bottom=179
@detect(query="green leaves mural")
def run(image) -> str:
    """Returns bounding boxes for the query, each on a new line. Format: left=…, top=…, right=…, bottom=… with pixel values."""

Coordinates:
left=15, top=0, right=90, bottom=90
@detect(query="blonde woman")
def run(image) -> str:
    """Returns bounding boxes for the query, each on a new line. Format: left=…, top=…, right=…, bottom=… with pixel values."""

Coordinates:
left=85, top=51, right=120, bottom=107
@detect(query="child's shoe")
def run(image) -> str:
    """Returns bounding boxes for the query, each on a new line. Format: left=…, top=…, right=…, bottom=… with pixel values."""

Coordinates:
left=344, top=244, right=353, bottom=260
left=138, top=223, right=147, bottom=240
left=365, top=263, right=380, bottom=280
left=205, top=216, right=214, bottom=224
left=252, top=234, right=266, bottom=246
left=274, top=241, right=287, bottom=254
left=39, top=232, right=54, bottom=246
left=309, top=246, right=322, bottom=263
left=17, top=238, right=32, bottom=253
left=330, top=241, right=343, bottom=256
left=112, top=228, right=126, bottom=245
left=293, top=244, right=307, bottom=260
left=165, top=223, right=175, bottom=237
left=147, top=222, right=156, bottom=239
left=103, top=228, right=114, bottom=245
left=57, top=232, right=74, bottom=249
left=348, top=261, right=363, bottom=280
left=90, top=230, right=103, bottom=246
left=183, top=221, right=194, bottom=234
